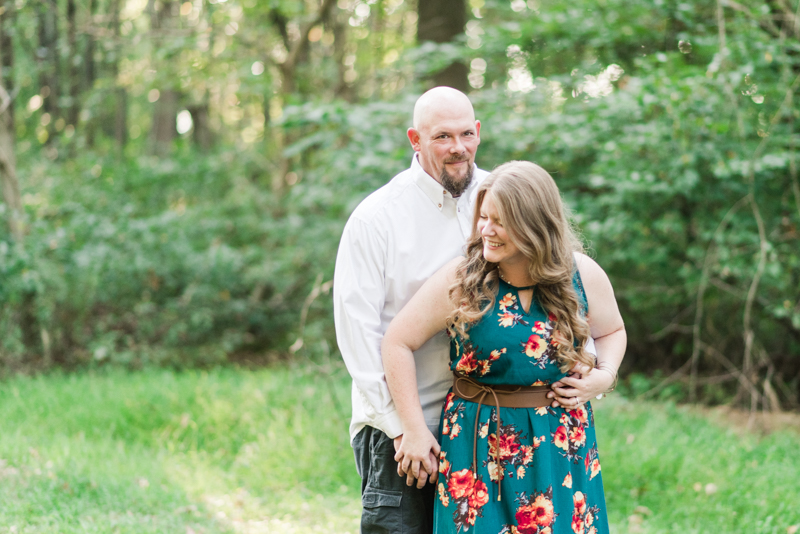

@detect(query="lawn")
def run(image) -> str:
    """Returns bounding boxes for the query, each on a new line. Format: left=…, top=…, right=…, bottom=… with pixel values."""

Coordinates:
left=0, top=364, right=798, bottom=533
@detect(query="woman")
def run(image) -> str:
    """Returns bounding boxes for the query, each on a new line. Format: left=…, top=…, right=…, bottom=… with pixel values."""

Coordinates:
left=382, top=161, right=626, bottom=534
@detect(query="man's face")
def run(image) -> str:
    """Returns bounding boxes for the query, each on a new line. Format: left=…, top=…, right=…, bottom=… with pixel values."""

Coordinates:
left=408, top=110, right=481, bottom=197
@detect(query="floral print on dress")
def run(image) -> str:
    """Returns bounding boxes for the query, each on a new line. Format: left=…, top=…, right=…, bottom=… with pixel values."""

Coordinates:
left=551, top=407, right=592, bottom=464
left=484, top=419, right=543, bottom=483
left=455, top=342, right=506, bottom=377
left=499, top=486, right=557, bottom=534
left=570, top=491, right=601, bottom=534
left=438, top=275, right=608, bottom=534
left=439, top=457, right=490, bottom=533
left=498, top=293, right=530, bottom=328
left=520, top=313, right=561, bottom=370
left=442, top=392, right=466, bottom=440
left=438, top=453, right=452, bottom=507
left=479, top=420, right=490, bottom=439
left=585, top=445, right=601, bottom=480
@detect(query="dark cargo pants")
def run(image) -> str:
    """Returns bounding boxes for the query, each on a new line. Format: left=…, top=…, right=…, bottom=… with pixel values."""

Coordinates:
left=353, top=426, right=435, bottom=534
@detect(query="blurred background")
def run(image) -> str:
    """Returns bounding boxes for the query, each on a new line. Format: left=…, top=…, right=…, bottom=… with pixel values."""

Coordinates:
left=1, top=0, right=798, bottom=408
left=0, top=1, right=799, bottom=531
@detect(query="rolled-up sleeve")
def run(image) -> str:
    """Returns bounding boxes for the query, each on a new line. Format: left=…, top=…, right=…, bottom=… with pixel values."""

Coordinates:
left=333, top=217, right=403, bottom=439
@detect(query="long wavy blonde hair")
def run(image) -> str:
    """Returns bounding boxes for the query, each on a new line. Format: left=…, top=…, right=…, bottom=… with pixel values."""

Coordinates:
left=446, top=161, right=594, bottom=372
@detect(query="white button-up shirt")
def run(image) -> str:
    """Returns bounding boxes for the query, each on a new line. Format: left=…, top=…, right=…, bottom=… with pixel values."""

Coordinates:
left=334, top=155, right=489, bottom=443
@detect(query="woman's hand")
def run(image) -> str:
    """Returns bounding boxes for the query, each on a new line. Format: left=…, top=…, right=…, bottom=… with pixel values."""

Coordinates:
left=393, top=430, right=441, bottom=489
left=550, top=253, right=626, bottom=410
left=548, top=362, right=615, bottom=409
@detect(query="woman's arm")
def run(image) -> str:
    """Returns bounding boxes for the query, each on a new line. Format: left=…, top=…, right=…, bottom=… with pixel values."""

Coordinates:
left=549, top=252, right=626, bottom=408
left=382, top=257, right=461, bottom=488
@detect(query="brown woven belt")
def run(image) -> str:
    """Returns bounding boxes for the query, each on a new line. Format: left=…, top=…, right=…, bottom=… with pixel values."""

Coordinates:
left=451, top=373, right=552, bottom=502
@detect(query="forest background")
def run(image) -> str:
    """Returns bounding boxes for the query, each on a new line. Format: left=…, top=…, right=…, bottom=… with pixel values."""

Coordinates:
left=1, top=0, right=798, bottom=409
left=0, top=0, right=799, bottom=532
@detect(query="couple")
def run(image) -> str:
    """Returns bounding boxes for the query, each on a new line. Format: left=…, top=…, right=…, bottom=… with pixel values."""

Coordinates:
left=334, top=87, right=626, bottom=533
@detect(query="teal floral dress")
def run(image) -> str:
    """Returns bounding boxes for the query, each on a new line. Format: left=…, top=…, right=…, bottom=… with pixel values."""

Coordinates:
left=434, top=275, right=608, bottom=534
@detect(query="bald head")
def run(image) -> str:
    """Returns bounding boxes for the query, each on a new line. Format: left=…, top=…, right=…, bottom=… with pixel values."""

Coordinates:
left=412, top=87, right=476, bottom=132
left=407, top=86, right=481, bottom=197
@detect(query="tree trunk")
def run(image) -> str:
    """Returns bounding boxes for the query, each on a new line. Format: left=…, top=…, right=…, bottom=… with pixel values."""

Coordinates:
left=151, top=89, right=178, bottom=155
left=268, top=0, right=337, bottom=194
left=114, top=88, right=128, bottom=149
left=85, top=0, right=96, bottom=90
left=111, top=0, right=127, bottom=150
left=37, top=0, right=59, bottom=143
left=1, top=1, right=42, bottom=360
left=331, top=12, right=352, bottom=100
left=0, top=0, right=13, bottom=130
left=149, top=0, right=179, bottom=155
left=66, top=0, right=80, bottom=130
left=84, top=0, right=98, bottom=147
left=188, top=101, right=212, bottom=150
left=0, top=0, right=20, bottom=241
left=417, top=0, right=468, bottom=91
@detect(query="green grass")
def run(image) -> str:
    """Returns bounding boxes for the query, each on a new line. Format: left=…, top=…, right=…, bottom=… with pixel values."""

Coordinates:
left=0, top=364, right=361, bottom=533
left=597, top=398, right=800, bottom=533
left=0, top=365, right=798, bottom=533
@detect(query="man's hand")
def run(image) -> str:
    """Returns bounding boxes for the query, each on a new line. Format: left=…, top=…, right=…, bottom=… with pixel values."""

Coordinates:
left=547, top=362, right=614, bottom=409
left=392, top=432, right=440, bottom=489
left=394, top=435, right=405, bottom=477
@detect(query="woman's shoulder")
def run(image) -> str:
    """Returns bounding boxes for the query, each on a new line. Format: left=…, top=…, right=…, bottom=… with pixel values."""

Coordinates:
left=438, top=256, right=466, bottom=282
left=573, top=251, right=605, bottom=281
left=572, top=251, right=615, bottom=305
left=445, top=255, right=466, bottom=272
left=424, top=256, right=465, bottom=292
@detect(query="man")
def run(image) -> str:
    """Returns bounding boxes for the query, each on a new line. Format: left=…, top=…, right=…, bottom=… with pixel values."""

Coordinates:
left=333, top=86, right=487, bottom=533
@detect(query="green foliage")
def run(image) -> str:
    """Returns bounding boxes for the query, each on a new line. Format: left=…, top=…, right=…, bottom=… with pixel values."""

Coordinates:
left=281, top=0, right=800, bottom=404
left=0, top=146, right=337, bottom=368
left=1, top=93, right=422, bottom=368
left=276, top=0, right=800, bottom=401
left=1, top=0, right=798, bottom=408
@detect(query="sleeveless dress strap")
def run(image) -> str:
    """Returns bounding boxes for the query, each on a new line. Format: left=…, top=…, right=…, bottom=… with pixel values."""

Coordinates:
left=572, top=258, right=589, bottom=315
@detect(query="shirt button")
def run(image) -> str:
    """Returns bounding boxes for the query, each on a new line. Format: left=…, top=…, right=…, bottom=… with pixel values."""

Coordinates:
left=438, top=203, right=442, bottom=208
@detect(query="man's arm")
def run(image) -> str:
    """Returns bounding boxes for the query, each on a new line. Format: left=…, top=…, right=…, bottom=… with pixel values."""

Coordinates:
left=333, top=216, right=403, bottom=439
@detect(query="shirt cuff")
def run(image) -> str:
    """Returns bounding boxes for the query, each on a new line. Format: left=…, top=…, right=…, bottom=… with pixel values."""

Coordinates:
left=374, top=410, right=404, bottom=440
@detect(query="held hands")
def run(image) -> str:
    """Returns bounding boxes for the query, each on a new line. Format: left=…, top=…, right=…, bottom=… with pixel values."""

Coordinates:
left=393, top=430, right=440, bottom=489
left=547, top=363, right=615, bottom=409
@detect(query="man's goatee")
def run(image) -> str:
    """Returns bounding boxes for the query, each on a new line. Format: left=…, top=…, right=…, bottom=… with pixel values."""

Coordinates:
left=441, top=164, right=474, bottom=197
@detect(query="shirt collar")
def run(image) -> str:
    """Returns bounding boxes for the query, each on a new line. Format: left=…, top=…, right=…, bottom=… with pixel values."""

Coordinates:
left=411, top=154, right=479, bottom=211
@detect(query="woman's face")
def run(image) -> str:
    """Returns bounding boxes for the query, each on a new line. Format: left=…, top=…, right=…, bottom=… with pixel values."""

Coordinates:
left=477, top=192, right=524, bottom=266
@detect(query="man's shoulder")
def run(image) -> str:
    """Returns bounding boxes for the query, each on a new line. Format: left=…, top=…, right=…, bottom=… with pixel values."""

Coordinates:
left=474, top=166, right=491, bottom=183
left=464, top=166, right=490, bottom=204
left=347, top=167, right=418, bottom=223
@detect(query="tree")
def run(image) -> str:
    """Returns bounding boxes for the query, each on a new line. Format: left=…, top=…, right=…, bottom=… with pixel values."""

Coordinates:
left=66, top=0, right=80, bottom=130
left=148, top=0, right=180, bottom=156
left=0, top=0, right=19, bottom=241
left=417, top=0, right=468, bottom=91
left=1, top=0, right=44, bottom=361
left=265, top=0, right=337, bottom=192
left=110, top=0, right=127, bottom=149
left=36, top=0, right=59, bottom=144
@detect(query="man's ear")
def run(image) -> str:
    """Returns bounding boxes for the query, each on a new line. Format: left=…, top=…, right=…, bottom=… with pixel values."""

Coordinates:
left=475, top=120, right=481, bottom=144
left=407, top=128, right=421, bottom=151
